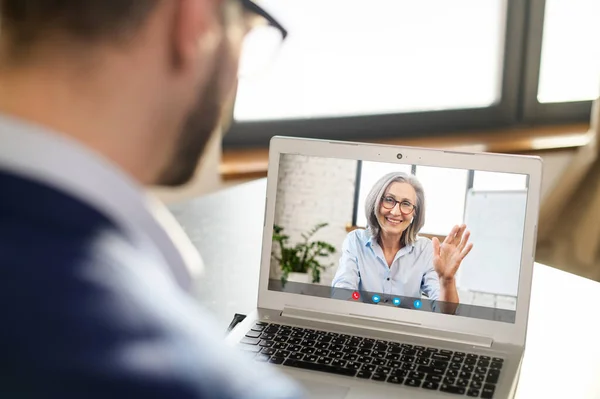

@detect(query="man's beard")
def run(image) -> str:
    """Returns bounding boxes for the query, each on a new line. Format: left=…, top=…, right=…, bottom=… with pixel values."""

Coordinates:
left=156, top=46, right=230, bottom=187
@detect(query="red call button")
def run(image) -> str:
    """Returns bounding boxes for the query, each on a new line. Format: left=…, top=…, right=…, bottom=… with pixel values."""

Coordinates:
left=352, top=291, right=360, bottom=300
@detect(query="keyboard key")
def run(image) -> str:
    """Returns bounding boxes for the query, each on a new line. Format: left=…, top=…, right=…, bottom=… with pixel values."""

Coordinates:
left=422, top=381, right=439, bottom=390
left=289, top=352, right=304, bottom=360
left=449, top=362, right=462, bottom=370
left=314, top=342, right=329, bottom=350
left=376, top=366, right=391, bottom=374
left=473, top=373, right=485, bottom=383
left=491, top=361, right=503, bottom=370
left=456, top=378, right=469, bottom=387
left=237, top=344, right=261, bottom=353
left=372, top=358, right=387, bottom=366
left=276, top=350, right=290, bottom=358
left=357, top=348, right=372, bottom=356
left=402, top=348, right=417, bottom=356
left=361, top=364, right=377, bottom=372
left=416, top=350, right=431, bottom=359
left=385, top=353, right=400, bottom=361
left=481, top=385, right=495, bottom=399
left=478, top=359, right=491, bottom=367
left=357, top=355, right=372, bottom=364
left=470, top=381, right=483, bottom=389
left=432, top=353, right=451, bottom=361
left=465, top=358, right=477, bottom=365
left=371, top=373, right=387, bottom=381
left=283, top=359, right=357, bottom=377
left=440, top=384, right=466, bottom=395
left=330, top=352, right=344, bottom=359
left=467, top=353, right=478, bottom=359
left=408, top=371, right=425, bottom=380
left=402, top=363, right=417, bottom=371
left=251, top=324, right=265, bottom=332
left=492, top=357, right=504, bottom=363
left=392, top=369, right=409, bottom=378
left=404, top=378, right=421, bottom=387
left=255, top=321, right=268, bottom=326
left=331, top=359, right=347, bottom=367
left=463, top=364, right=474, bottom=372
left=240, top=337, right=260, bottom=345
left=389, top=360, right=402, bottom=369
left=357, top=371, right=372, bottom=379
left=440, top=349, right=453, bottom=355
left=269, top=357, right=285, bottom=365
left=371, top=350, right=386, bottom=359
left=480, top=356, right=491, bottom=361
left=287, top=337, right=302, bottom=345
left=414, top=345, right=426, bottom=351
left=425, top=374, right=443, bottom=383
left=444, top=377, right=456, bottom=385
left=467, top=388, right=480, bottom=397
left=273, top=342, right=288, bottom=350
left=288, top=344, right=302, bottom=352
left=459, top=371, right=472, bottom=380
left=416, top=366, right=443, bottom=375
left=300, top=347, right=315, bottom=355
left=447, top=369, right=459, bottom=377
left=342, top=353, right=358, bottom=361
left=315, top=349, right=330, bottom=357
left=486, top=369, right=500, bottom=384
left=432, top=360, right=449, bottom=369
left=386, top=375, right=403, bottom=384
left=401, top=344, right=413, bottom=349
left=452, top=356, right=464, bottom=363
left=261, top=348, right=277, bottom=356
left=305, top=354, right=318, bottom=362
left=416, top=357, right=430, bottom=366
left=401, top=355, right=415, bottom=363
left=476, top=366, right=488, bottom=374
left=345, top=362, right=361, bottom=370
left=317, top=357, right=332, bottom=365
left=425, top=347, right=439, bottom=353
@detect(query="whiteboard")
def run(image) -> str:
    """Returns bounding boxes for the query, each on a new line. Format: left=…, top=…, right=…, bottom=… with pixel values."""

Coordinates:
left=456, top=189, right=527, bottom=297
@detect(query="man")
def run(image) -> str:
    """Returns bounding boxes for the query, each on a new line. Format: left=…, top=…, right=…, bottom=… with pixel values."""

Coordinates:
left=0, top=0, right=301, bottom=398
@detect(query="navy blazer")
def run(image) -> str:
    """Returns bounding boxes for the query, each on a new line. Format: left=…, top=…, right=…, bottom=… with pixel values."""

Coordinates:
left=0, top=170, right=299, bottom=399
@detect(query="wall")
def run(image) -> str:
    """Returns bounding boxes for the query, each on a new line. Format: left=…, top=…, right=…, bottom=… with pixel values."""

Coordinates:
left=271, top=154, right=357, bottom=285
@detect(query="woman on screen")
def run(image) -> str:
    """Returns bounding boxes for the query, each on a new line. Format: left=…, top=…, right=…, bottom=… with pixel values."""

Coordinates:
left=331, top=172, right=473, bottom=304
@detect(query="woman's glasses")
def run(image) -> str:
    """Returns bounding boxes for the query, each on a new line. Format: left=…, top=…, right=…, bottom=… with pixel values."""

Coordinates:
left=381, top=196, right=416, bottom=215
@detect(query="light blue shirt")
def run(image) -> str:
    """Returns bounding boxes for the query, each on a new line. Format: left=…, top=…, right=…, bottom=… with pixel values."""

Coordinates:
left=332, top=228, right=440, bottom=300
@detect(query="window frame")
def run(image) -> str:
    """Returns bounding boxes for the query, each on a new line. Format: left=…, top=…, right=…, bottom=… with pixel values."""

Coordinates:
left=521, top=0, right=595, bottom=122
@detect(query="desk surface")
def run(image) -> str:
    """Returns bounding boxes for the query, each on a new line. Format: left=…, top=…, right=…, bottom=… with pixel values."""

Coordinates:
left=169, top=179, right=600, bottom=399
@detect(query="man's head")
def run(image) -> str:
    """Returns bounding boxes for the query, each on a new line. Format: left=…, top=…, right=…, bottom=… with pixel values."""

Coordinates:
left=0, top=0, right=247, bottom=186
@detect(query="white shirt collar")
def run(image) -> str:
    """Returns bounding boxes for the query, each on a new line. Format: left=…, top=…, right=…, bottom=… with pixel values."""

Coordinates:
left=0, top=113, right=203, bottom=290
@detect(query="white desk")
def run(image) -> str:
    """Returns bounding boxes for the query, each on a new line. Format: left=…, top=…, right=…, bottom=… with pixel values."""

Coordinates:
left=169, top=179, right=600, bottom=399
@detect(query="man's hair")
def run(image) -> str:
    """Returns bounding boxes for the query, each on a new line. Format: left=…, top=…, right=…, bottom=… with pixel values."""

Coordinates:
left=0, top=0, right=161, bottom=57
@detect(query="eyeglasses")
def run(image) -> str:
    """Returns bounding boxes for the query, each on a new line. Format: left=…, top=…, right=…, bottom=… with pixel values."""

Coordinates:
left=381, top=196, right=416, bottom=215
left=238, top=0, right=288, bottom=78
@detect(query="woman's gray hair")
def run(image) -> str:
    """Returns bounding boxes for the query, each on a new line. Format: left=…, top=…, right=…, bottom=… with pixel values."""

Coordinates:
left=364, top=171, right=426, bottom=247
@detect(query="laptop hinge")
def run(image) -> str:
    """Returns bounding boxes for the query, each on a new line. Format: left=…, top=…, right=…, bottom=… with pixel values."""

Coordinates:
left=280, top=306, right=493, bottom=348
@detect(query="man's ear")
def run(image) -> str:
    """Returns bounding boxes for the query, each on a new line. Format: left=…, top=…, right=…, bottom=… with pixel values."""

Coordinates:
left=171, top=0, right=220, bottom=73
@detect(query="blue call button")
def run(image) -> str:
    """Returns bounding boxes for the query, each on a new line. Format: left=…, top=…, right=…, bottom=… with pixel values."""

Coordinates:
left=372, top=295, right=381, bottom=304
left=393, top=297, right=401, bottom=306
left=413, top=299, right=422, bottom=309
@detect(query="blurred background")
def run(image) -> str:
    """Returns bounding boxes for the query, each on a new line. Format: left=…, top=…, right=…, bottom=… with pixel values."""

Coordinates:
left=154, top=0, right=600, bottom=284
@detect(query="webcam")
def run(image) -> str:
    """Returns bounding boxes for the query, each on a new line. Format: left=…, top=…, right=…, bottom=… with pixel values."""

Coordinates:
left=396, top=153, right=403, bottom=160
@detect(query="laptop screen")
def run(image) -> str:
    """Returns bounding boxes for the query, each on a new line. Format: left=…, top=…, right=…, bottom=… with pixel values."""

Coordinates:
left=267, top=153, right=529, bottom=324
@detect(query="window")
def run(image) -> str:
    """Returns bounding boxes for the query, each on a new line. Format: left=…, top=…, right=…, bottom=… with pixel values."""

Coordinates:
left=354, top=162, right=528, bottom=237
left=226, top=0, right=597, bottom=147
left=235, top=0, right=505, bottom=122
left=537, top=0, right=600, bottom=103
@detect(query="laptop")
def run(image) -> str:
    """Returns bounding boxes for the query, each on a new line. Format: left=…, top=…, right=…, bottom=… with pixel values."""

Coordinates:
left=226, top=136, right=542, bottom=399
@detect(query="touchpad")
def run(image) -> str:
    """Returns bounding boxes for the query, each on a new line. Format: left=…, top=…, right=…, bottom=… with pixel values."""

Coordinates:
left=297, top=379, right=350, bottom=399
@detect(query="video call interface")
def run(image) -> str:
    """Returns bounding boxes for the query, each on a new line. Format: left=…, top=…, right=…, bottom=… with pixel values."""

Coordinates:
left=268, top=154, right=530, bottom=323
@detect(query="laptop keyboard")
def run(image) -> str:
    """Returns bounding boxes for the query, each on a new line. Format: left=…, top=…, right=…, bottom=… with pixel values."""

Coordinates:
left=239, top=322, right=503, bottom=398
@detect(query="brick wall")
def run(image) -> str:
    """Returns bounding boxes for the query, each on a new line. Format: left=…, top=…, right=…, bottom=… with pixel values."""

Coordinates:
left=271, top=154, right=358, bottom=285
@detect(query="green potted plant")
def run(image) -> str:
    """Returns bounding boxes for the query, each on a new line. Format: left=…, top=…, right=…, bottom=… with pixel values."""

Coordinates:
left=272, top=222, right=337, bottom=286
